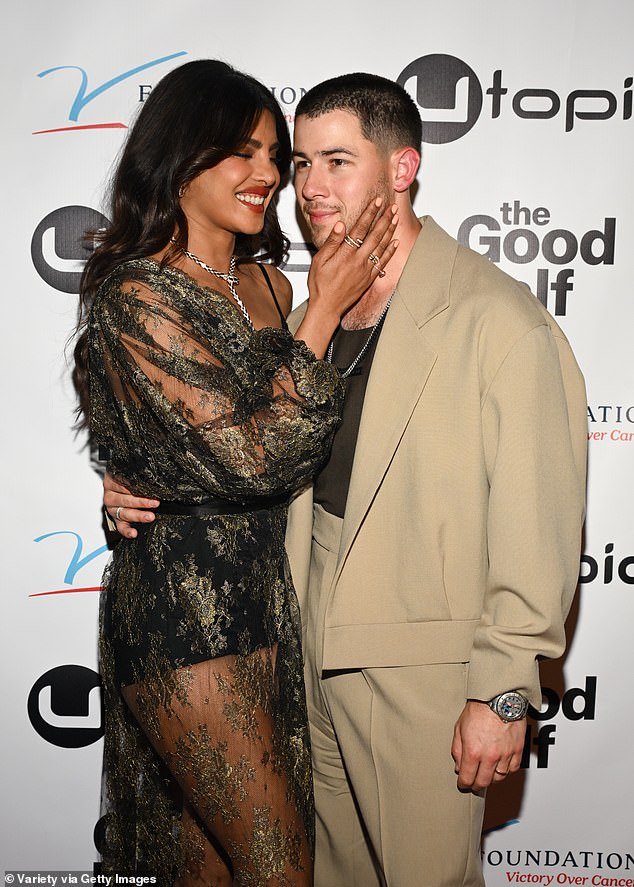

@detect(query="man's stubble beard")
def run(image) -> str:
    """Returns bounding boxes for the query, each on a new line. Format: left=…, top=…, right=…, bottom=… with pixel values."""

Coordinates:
left=305, top=172, right=392, bottom=249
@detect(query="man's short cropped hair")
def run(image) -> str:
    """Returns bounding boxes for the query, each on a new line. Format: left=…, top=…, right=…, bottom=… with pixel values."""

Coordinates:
left=295, top=72, right=422, bottom=154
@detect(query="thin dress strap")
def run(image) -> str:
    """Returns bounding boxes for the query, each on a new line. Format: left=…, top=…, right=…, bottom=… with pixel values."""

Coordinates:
left=257, top=263, right=289, bottom=331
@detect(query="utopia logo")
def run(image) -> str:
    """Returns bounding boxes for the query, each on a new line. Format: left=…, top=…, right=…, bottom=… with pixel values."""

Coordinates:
left=31, top=205, right=109, bottom=293
left=397, top=53, right=633, bottom=144
left=398, top=54, right=482, bottom=143
left=27, top=665, right=103, bottom=747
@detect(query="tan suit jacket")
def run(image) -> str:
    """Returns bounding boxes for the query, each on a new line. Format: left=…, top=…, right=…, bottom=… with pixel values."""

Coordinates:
left=286, top=216, right=586, bottom=708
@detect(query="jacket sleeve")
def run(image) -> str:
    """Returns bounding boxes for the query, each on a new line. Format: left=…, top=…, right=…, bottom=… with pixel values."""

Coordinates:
left=466, top=322, right=587, bottom=708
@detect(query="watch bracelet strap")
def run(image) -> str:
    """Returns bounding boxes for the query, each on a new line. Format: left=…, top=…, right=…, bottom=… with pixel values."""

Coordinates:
left=488, top=690, right=530, bottom=720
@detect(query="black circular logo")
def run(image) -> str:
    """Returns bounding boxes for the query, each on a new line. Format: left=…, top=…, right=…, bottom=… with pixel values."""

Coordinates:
left=397, top=54, right=483, bottom=144
left=27, top=664, right=104, bottom=747
left=31, top=205, right=109, bottom=293
left=94, top=814, right=108, bottom=854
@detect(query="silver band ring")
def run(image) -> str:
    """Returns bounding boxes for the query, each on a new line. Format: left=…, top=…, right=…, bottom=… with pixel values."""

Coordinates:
left=344, top=235, right=363, bottom=249
left=115, top=506, right=123, bottom=522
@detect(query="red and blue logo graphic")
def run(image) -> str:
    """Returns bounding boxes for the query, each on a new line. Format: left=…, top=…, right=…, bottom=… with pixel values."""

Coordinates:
left=33, top=50, right=187, bottom=134
left=31, top=530, right=109, bottom=597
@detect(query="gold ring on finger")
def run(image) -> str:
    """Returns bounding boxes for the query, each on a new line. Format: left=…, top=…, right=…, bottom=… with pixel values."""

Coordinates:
left=116, top=506, right=123, bottom=522
left=344, top=235, right=363, bottom=249
left=368, top=253, right=380, bottom=265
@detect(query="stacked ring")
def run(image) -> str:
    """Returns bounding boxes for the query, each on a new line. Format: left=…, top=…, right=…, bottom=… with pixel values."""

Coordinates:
left=368, top=253, right=386, bottom=278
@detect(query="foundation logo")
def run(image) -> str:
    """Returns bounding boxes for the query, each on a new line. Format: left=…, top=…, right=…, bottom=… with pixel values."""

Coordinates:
left=31, top=205, right=109, bottom=293
left=33, top=51, right=187, bottom=134
left=483, top=847, right=634, bottom=880
left=269, top=84, right=307, bottom=126
left=397, top=53, right=632, bottom=143
left=398, top=54, right=482, bottom=143
left=27, top=665, right=103, bottom=747
left=587, top=404, right=634, bottom=446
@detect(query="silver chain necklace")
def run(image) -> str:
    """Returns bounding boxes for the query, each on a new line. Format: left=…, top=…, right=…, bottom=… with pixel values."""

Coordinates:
left=326, top=295, right=393, bottom=379
left=173, top=242, right=254, bottom=330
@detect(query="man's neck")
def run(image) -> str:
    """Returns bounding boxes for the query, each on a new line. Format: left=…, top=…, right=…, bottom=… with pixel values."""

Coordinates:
left=341, top=212, right=422, bottom=330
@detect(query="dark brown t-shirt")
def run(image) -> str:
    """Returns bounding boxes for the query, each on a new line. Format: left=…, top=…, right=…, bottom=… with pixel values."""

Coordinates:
left=313, top=323, right=383, bottom=518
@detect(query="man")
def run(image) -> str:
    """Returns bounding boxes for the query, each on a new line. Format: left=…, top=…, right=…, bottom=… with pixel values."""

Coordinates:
left=106, top=73, right=587, bottom=886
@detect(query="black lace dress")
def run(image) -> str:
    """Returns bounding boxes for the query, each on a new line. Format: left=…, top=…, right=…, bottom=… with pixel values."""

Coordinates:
left=88, top=259, right=343, bottom=885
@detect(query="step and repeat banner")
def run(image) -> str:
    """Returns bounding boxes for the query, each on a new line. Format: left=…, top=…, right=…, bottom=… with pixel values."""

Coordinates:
left=3, top=0, right=632, bottom=881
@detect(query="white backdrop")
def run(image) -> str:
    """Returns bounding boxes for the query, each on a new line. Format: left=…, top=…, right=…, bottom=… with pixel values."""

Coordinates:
left=2, top=0, right=633, bottom=881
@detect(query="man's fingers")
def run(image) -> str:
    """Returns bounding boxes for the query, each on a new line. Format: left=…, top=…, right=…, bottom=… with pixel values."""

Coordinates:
left=451, top=729, right=462, bottom=770
left=461, top=750, right=519, bottom=789
left=102, top=472, right=157, bottom=539
left=108, top=478, right=131, bottom=494
left=114, top=519, right=138, bottom=540
left=109, top=506, right=155, bottom=524
left=104, top=491, right=160, bottom=509
left=459, top=757, right=501, bottom=791
left=492, top=758, right=513, bottom=783
left=106, top=505, right=154, bottom=540
left=456, top=757, right=481, bottom=790
left=104, top=471, right=133, bottom=494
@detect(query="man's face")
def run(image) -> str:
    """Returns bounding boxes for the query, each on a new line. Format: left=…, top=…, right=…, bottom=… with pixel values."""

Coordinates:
left=293, top=109, right=393, bottom=248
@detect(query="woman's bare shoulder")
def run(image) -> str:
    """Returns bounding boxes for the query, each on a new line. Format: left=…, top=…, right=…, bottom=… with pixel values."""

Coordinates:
left=260, top=264, right=293, bottom=317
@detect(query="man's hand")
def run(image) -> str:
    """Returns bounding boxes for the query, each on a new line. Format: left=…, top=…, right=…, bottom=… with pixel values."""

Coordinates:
left=103, top=472, right=159, bottom=539
left=451, top=700, right=526, bottom=791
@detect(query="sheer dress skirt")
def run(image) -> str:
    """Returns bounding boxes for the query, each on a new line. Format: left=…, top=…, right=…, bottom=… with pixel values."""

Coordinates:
left=98, top=503, right=314, bottom=885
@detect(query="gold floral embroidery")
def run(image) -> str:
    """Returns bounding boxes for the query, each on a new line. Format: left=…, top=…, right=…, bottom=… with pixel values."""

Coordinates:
left=90, top=260, right=339, bottom=883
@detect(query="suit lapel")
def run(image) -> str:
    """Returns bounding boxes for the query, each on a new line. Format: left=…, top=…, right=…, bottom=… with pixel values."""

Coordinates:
left=335, top=217, right=456, bottom=572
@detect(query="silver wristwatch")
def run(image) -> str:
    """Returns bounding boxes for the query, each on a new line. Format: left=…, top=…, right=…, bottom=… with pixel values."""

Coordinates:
left=488, top=691, right=529, bottom=722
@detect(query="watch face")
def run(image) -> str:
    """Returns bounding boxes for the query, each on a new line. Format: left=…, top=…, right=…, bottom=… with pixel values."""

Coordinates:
left=497, top=692, right=528, bottom=720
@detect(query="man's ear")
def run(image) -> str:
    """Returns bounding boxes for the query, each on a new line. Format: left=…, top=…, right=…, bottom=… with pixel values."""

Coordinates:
left=391, top=147, right=421, bottom=193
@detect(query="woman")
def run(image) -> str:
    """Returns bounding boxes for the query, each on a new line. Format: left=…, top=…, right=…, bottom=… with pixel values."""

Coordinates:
left=73, top=59, right=396, bottom=885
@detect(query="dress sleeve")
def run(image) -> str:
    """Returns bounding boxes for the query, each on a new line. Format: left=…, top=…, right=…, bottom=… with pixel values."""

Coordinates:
left=89, top=274, right=344, bottom=501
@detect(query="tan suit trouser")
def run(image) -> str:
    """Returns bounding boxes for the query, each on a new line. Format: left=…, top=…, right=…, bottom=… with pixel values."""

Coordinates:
left=304, top=505, right=485, bottom=887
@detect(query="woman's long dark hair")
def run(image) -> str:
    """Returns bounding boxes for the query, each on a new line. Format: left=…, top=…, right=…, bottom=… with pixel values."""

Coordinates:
left=73, top=59, right=292, bottom=428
